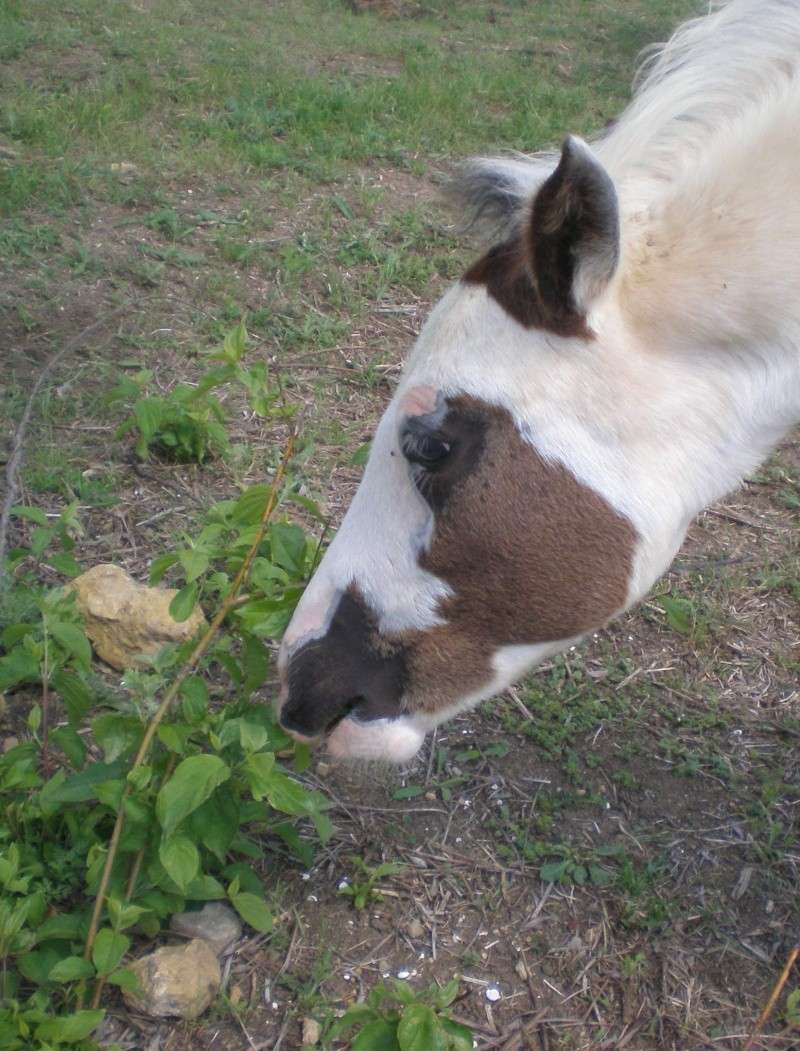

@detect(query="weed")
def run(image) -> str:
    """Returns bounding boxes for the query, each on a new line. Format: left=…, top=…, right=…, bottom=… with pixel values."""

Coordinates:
left=338, top=856, right=405, bottom=910
left=326, top=977, right=472, bottom=1050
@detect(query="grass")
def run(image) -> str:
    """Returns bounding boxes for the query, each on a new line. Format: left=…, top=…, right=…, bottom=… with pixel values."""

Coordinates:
left=2, top=0, right=798, bottom=1048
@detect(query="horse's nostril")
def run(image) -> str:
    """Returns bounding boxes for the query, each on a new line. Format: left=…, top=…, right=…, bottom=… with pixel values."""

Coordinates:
left=280, top=694, right=365, bottom=739
left=325, top=695, right=364, bottom=733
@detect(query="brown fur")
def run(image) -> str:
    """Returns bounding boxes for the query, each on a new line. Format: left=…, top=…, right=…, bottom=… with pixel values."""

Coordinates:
left=463, top=138, right=619, bottom=339
left=404, top=398, right=637, bottom=712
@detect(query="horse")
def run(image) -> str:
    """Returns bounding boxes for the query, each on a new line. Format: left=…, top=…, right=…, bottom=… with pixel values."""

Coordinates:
left=276, top=0, right=800, bottom=762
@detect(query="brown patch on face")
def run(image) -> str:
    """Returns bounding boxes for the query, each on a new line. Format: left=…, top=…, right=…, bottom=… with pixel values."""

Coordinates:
left=402, top=397, right=638, bottom=712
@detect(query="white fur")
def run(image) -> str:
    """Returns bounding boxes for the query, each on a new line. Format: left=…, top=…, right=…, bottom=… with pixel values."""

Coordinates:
left=282, top=0, right=800, bottom=760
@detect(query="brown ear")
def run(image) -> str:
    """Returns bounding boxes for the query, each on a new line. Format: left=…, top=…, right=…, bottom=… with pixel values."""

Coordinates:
left=528, top=136, right=619, bottom=332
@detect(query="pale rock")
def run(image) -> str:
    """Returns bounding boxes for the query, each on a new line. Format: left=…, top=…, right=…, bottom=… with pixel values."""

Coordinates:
left=2, top=736, right=19, bottom=753
left=123, top=938, right=220, bottom=1019
left=170, top=901, right=242, bottom=956
left=407, top=918, right=425, bottom=940
left=110, top=161, right=138, bottom=176
left=71, top=564, right=206, bottom=670
left=302, top=1017, right=322, bottom=1045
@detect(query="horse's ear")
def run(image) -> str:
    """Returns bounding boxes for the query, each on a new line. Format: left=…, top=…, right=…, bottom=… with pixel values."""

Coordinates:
left=528, top=136, right=619, bottom=325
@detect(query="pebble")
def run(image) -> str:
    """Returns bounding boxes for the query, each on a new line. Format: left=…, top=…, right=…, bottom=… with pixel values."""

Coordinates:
left=302, top=1017, right=321, bottom=1045
left=485, top=987, right=502, bottom=1002
left=170, top=902, right=242, bottom=956
left=407, top=918, right=425, bottom=939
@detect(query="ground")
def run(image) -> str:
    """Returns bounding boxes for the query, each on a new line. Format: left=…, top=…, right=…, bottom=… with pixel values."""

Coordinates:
left=1, top=0, right=798, bottom=1048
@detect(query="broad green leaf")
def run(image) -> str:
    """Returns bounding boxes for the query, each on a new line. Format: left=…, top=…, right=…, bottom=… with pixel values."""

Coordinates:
left=232, top=485, right=270, bottom=526
left=239, top=719, right=268, bottom=753
left=107, top=967, right=142, bottom=994
left=263, top=768, right=311, bottom=815
left=230, top=891, right=273, bottom=933
left=47, top=620, right=91, bottom=670
left=33, top=912, right=85, bottom=943
left=659, top=595, right=694, bottom=635
left=540, top=860, right=570, bottom=883
left=169, top=581, right=199, bottom=623
left=150, top=551, right=180, bottom=583
left=185, top=874, right=226, bottom=901
left=351, top=442, right=371, bottom=467
left=36, top=1010, right=105, bottom=1043
left=11, top=504, right=49, bottom=525
left=49, top=956, right=95, bottom=982
left=242, top=635, right=269, bottom=693
left=159, top=835, right=199, bottom=892
left=92, top=928, right=130, bottom=976
left=40, top=761, right=125, bottom=804
left=440, top=1018, right=474, bottom=1050
left=134, top=398, right=163, bottom=442
left=352, top=1019, right=401, bottom=1051
left=434, top=978, right=460, bottom=1009
left=242, top=752, right=275, bottom=800
left=179, top=547, right=209, bottom=583
left=397, top=1005, right=446, bottom=1051
left=91, top=714, right=143, bottom=763
left=51, top=726, right=86, bottom=769
left=48, top=551, right=82, bottom=577
left=156, top=754, right=230, bottom=835
left=189, top=791, right=239, bottom=862
left=53, top=669, right=92, bottom=725
left=269, top=521, right=307, bottom=575
left=0, top=647, right=40, bottom=691
left=107, top=900, right=151, bottom=932
left=180, top=676, right=209, bottom=723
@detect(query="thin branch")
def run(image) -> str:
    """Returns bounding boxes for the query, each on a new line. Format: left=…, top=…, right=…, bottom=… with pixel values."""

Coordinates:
left=0, top=307, right=125, bottom=588
left=81, top=425, right=297, bottom=1007
left=743, top=946, right=799, bottom=1051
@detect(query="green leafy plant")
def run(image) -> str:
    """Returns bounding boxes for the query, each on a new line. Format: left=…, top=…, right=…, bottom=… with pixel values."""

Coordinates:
left=0, top=324, right=330, bottom=1047
left=328, top=978, right=473, bottom=1051
left=536, top=843, right=625, bottom=888
left=338, top=856, right=405, bottom=911
left=113, top=320, right=290, bottom=463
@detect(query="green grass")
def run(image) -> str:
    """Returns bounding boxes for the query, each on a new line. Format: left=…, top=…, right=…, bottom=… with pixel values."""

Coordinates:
left=0, top=0, right=698, bottom=214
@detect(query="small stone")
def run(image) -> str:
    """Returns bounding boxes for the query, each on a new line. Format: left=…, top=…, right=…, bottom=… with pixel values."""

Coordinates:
left=170, top=902, right=242, bottom=956
left=485, top=987, right=501, bottom=1002
left=407, top=919, right=425, bottom=940
left=2, top=737, right=19, bottom=753
left=110, top=161, right=138, bottom=177
left=302, top=1017, right=322, bottom=1045
left=123, top=939, right=220, bottom=1020
left=396, top=970, right=410, bottom=980
left=71, top=564, right=206, bottom=670
left=316, top=761, right=332, bottom=777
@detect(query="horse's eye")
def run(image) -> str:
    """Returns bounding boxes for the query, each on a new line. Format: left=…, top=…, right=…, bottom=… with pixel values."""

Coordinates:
left=402, top=431, right=451, bottom=468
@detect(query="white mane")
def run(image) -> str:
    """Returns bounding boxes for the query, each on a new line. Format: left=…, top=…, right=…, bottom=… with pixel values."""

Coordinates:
left=461, top=1, right=800, bottom=223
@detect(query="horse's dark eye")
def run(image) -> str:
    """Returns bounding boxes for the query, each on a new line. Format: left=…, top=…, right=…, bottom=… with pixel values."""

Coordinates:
left=402, top=432, right=451, bottom=468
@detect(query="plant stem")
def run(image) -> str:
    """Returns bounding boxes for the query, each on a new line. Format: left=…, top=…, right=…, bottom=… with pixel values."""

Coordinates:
left=743, top=945, right=799, bottom=1050
left=80, top=427, right=297, bottom=1006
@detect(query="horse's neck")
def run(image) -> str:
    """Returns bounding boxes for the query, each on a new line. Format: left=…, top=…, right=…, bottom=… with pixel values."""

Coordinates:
left=615, top=85, right=800, bottom=504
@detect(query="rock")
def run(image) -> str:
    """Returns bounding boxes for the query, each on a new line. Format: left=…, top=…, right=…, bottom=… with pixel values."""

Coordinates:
left=71, top=564, right=206, bottom=670
left=407, top=918, right=425, bottom=940
left=123, top=939, right=220, bottom=1020
left=170, top=902, right=242, bottom=956
left=302, top=1017, right=322, bottom=1045
left=109, top=161, right=137, bottom=175
left=2, top=736, right=19, bottom=753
